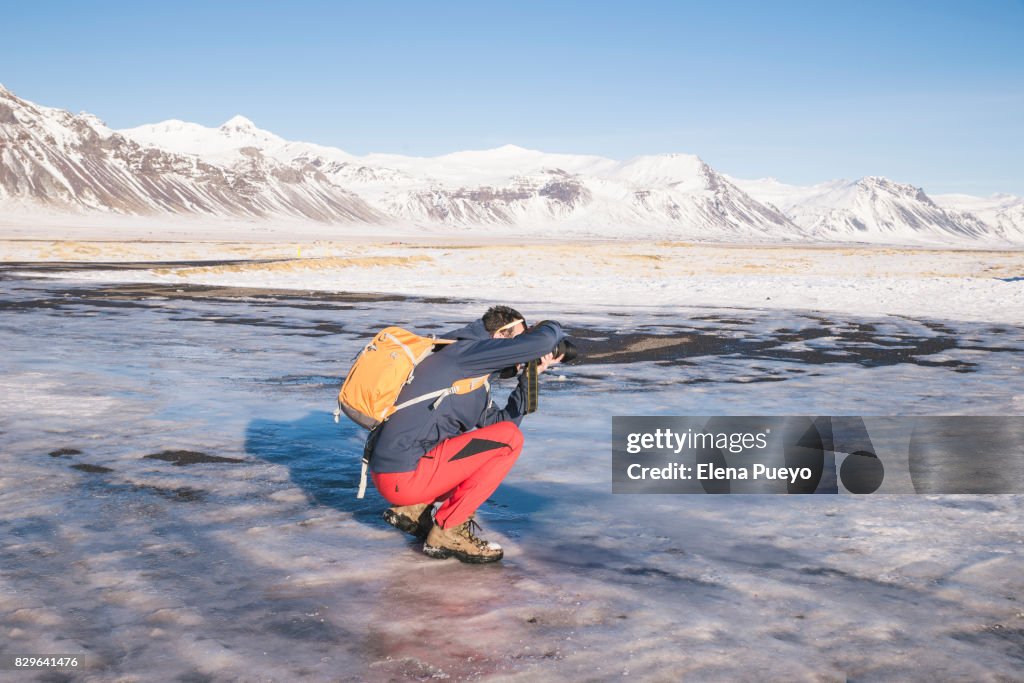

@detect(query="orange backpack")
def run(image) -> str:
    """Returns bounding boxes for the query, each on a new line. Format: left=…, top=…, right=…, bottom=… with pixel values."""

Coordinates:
left=334, top=326, right=489, bottom=497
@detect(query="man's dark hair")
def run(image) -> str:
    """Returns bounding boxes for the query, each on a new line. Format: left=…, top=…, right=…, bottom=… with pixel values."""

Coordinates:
left=482, top=305, right=525, bottom=334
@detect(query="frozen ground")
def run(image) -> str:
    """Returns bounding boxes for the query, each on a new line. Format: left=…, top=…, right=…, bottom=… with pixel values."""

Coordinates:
left=1, top=265, right=1023, bottom=681
left=4, top=238, right=1024, bottom=325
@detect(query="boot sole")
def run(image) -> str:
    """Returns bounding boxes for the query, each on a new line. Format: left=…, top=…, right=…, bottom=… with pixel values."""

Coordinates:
left=422, top=544, right=503, bottom=564
left=382, top=510, right=431, bottom=539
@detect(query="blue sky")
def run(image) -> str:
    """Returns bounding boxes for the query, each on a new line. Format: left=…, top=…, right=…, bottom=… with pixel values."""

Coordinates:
left=3, top=1, right=1022, bottom=194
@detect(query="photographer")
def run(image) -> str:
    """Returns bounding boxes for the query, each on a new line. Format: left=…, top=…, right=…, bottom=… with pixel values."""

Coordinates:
left=368, top=306, right=566, bottom=563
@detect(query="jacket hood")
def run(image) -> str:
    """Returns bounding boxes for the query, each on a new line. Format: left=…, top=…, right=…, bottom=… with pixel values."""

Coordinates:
left=442, top=319, right=493, bottom=341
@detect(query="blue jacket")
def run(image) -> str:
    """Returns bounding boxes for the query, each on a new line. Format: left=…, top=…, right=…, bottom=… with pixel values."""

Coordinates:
left=368, top=319, right=565, bottom=473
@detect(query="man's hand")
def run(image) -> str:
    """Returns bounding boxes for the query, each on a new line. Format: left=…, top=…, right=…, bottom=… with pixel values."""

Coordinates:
left=536, top=352, right=564, bottom=374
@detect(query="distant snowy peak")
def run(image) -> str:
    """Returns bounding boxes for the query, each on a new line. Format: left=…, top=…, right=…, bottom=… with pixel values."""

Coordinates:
left=0, top=87, right=111, bottom=151
left=812, top=177, right=993, bottom=240
left=734, top=174, right=992, bottom=243
left=220, top=114, right=258, bottom=132
left=612, top=153, right=709, bottom=190
left=856, top=176, right=933, bottom=205
left=933, top=192, right=1024, bottom=212
left=217, top=115, right=285, bottom=149
left=933, top=192, right=1024, bottom=238
left=725, top=176, right=847, bottom=212
left=121, top=116, right=285, bottom=157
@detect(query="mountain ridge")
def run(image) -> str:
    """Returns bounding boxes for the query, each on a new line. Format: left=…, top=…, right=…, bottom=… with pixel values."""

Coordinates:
left=1, top=87, right=1020, bottom=244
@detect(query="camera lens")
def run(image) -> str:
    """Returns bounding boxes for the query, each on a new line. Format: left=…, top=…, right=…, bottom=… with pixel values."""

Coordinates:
left=554, top=339, right=578, bottom=363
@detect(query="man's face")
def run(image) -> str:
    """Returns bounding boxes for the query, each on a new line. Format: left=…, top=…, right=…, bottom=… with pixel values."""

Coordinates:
left=493, top=322, right=525, bottom=339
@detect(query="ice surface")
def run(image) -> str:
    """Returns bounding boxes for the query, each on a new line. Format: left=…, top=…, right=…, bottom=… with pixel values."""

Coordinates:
left=1, top=270, right=1022, bottom=681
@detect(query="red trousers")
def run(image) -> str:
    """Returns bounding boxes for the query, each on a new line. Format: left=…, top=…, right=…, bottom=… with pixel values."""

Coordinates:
left=371, top=421, right=523, bottom=529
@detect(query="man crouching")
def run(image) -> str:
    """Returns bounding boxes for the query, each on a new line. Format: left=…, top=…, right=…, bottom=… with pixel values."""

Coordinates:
left=367, top=306, right=564, bottom=563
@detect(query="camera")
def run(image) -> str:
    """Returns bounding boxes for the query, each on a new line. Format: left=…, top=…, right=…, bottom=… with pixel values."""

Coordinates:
left=497, top=325, right=578, bottom=379
left=553, top=338, right=578, bottom=363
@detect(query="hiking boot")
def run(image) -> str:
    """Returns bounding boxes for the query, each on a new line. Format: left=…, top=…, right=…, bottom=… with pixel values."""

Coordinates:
left=422, top=517, right=503, bottom=564
left=382, top=503, right=434, bottom=538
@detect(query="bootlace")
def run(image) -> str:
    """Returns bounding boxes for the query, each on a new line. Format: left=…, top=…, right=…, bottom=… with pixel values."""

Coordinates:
left=457, top=518, right=489, bottom=549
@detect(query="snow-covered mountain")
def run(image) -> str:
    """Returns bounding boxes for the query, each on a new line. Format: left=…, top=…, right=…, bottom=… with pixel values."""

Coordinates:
left=2, top=85, right=1021, bottom=243
left=932, top=192, right=1024, bottom=239
left=121, top=116, right=288, bottom=158
left=352, top=152, right=802, bottom=238
left=120, top=113, right=803, bottom=239
left=730, top=176, right=1005, bottom=244
left=0, top=85, right=383, bottom=223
